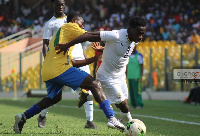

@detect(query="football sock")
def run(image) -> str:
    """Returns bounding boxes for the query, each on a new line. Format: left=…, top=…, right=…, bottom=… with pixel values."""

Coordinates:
left=120, top=112, right=132, bottom=123
left=40, top=107, right=50, bottom=117
left=100, top=100, right=114, bottom=119
left=84, top=101, right=93, bottom=121
left=24, top=104, right=41, bottom=119
left=81, top=89, right=88, bottom=93
left=87, top=91, right=93, bottom=101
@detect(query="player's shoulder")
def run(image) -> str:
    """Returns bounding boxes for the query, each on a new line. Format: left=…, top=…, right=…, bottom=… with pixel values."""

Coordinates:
left=119, top=29, right=127, bottom=32
left=45, top=16, right=56, bottom=26
left=61, top=22, right=79, bottom=29
left=109, top=29, right=126, bottom=34
left=138, top=52, right=143, bottom=58
left=113, top=29, right=128, bottom=39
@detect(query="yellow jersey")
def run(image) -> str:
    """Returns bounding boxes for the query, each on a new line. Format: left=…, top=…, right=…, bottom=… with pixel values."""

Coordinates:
left=42, top=23, right=87, bottom=81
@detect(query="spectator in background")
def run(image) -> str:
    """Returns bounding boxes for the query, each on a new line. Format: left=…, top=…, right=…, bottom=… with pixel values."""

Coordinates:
left=126, top=46, right=144, bottom=109
left=2, top=0, right=200, bottom=46
left=189, top=30, right=200, bottom=45
left=162, top=28, right=169, bottom=40
left=168, top=29, right=177, bottom=41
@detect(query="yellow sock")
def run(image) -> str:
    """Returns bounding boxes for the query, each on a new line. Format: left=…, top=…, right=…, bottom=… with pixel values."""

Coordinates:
left=81, top=89, right=88, bottom=93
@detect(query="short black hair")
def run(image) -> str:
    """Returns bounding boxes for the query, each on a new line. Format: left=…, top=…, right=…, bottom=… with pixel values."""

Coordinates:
left=50, top=0, right=56, bottom=3
left=67, top=12, right=82, bottom=23
left=50, top=0, right=65, bottom=3
left=129, top=16, right=147, bottom=29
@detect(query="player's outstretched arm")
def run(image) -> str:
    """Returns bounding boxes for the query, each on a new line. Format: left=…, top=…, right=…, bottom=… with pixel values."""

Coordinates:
left=72, top=52, right=102, bottom=68
left=55, top=32, right=101, bottom=55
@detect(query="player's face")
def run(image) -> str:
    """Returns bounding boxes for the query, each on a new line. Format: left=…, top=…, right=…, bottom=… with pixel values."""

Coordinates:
left=128, top=26, right=146, bottom=43
left=53, top=0, right=65, bottom=15
left=75, top=17, right=85, bottom=29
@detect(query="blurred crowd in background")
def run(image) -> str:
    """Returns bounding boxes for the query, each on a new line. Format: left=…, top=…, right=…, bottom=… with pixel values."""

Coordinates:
left=1, top=0, right=200, bottom=45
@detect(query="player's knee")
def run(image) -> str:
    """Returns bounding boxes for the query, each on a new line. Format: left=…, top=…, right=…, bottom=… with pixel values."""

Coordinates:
left=53, top=93, right=62, bottom=104
left=92, top=80, right=102, bottom=90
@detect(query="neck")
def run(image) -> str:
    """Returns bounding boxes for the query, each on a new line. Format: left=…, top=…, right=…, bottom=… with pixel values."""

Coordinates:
left=54, top=13, right=66, bottom=18
left=126, top=35, right=132, bottom=43
left=127, top=28, right=133, bottom=42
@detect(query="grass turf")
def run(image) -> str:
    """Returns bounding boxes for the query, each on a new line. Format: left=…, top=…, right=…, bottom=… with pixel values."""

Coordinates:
left=0, top=98, right=199, bottom=136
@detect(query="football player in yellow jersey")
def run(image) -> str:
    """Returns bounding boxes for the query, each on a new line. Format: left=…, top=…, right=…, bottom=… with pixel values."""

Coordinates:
left=13, top=12, right=125, bottom=134
left=40, top=0, right=97, bottom=129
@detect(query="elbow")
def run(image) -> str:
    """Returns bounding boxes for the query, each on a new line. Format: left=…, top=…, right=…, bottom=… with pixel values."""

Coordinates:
left=71, top=60, right=80, bottom=67
left=71, top=60, right=76, bottom=67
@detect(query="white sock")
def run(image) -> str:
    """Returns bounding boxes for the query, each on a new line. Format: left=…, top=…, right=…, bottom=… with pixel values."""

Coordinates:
left=40, top=107, right=51, bottom=117
left=120, top=112, right=132, bottom=123
left=84, top=100, right=93, bottom=121
left=87, top=91, right=93, bottom=101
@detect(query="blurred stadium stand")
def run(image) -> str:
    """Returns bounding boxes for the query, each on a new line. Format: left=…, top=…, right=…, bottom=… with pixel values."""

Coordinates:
left=0, top=0, right=199, bottom=99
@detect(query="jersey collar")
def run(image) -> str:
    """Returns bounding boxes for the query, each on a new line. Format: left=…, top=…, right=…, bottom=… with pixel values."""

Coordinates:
left=126, top=35, right=139, bottom=45
left=126, top=35, right=132, bottom=43
left=55, top=15, right=67, bottom=19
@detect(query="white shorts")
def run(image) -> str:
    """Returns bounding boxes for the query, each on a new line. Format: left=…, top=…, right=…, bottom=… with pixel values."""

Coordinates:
left=96, top=72, right=128, bottom=104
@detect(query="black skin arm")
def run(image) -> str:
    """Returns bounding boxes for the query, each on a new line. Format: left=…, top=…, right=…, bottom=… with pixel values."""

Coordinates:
left=72, top=52, right=102, bottom=68
left=55, top=32, right=101, bottom=54
left=43, top=39, right=49, bottom=58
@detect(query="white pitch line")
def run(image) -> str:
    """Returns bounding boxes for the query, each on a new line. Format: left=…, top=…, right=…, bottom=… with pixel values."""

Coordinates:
left=57, top=104, right=200, bottom=126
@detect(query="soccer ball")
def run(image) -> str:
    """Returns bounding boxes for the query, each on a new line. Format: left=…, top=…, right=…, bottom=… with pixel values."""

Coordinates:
left=125, top=119, right=146, bottom=136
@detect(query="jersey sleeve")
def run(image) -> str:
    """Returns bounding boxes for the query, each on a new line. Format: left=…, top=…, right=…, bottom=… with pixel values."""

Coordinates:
left=43, top=21, right=53, bottom=40
left=100, top=30, right=119, bottom=42
left=138, top=53, right=144, bottom=64
left=60, top=23, right=87, bottom=43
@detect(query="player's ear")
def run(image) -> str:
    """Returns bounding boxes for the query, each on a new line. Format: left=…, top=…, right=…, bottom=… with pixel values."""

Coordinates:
left=71, top=18, right=76, bottom=23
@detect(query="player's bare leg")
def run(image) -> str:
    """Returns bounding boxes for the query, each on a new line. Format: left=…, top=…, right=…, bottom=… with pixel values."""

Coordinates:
left=79, top=75, right=125, bottom=131
left=115, top=99, right=133, bottom=124
left=13, top=91, right=62, bottom=134
left=37, top=91, right=62, bottom=127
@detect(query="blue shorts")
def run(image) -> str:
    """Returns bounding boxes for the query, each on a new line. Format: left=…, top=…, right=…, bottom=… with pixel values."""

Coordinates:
left=45, top=67, right=89, bottom=99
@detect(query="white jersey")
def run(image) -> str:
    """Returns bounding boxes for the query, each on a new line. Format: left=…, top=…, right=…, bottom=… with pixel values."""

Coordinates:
left=96, top=29, right=138, bottom=104
left=98, top=29, right=137, bottom=77
left=71, top=43, right=90, bottom=74
left=43, top=16, right=67, bottom=40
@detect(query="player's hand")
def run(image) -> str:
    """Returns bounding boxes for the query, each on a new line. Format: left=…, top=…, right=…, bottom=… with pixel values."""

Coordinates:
left=55, top=43, right=68, bottom=55
left=91, top=42, right=104, bottom=52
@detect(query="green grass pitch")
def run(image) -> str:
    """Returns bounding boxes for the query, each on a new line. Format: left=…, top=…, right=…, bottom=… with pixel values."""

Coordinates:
left=0, top=98, right=199, bottom=136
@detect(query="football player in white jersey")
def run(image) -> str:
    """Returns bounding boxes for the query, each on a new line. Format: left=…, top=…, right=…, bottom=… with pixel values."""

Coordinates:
left=40, top=0, right=97, bottom=129
left=56, top=16, right=147, bottom=125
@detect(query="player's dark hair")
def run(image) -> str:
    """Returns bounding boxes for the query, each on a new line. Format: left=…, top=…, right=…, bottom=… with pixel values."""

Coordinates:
left=67, top=12, right=82, bottom=23
left=129, top=17, right=147, bottom=29
left=50, top=0, right=65, bottom=3
left=50, top=0, right=56, bottom=3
